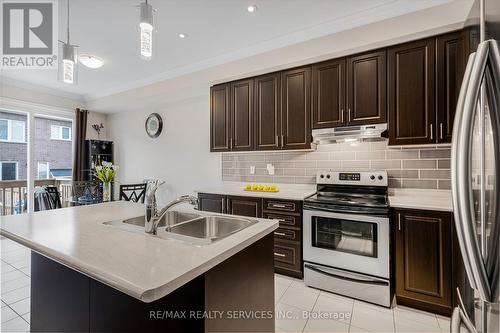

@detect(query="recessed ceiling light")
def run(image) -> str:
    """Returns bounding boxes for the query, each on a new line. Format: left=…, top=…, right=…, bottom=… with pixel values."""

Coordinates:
left=247, top=5, right=257, bottom=13
left=79, top=54, right=104, bottom=69
left=177, top=33, right=188, bottom=39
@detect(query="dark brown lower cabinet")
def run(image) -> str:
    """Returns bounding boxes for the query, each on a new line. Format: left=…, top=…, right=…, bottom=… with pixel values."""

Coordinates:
left=198, top=193, right=303, bottom=278
left=227, top=196, right=262, bottom=217
left=263, top=198, right=303, bottom=278
left=198, top=193, right=225, bottom=213
left=197, top=193, right=262, bottom=217
left=394, top=208, right=465, bottom=316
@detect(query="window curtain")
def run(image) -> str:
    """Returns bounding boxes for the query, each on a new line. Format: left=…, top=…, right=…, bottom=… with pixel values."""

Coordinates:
left=73, top=108, right=88, bottom=181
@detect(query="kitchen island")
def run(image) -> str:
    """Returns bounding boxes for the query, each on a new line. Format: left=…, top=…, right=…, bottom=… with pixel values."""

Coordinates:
left=0, top=201, right=279, bottom=332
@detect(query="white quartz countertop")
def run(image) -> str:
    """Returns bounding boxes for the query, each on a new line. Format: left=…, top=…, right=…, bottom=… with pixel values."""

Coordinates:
left=0, top=201, right=278, bottom=302
left=388, top=188, right=453, bottom=212
left=196, top=182, right=316, bottom=201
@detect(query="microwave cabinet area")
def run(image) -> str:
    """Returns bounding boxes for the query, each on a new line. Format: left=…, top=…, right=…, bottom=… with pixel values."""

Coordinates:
left=197, top=193, right=303, bottom=278
left=393, top=208, right=466, bottom=316
left=311, top=50, right=387, bottom=129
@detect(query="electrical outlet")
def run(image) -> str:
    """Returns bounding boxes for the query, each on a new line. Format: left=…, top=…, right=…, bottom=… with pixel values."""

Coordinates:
left=267, top=163, right=275, bottom=175
left=250, top=166, right=255, bottom=174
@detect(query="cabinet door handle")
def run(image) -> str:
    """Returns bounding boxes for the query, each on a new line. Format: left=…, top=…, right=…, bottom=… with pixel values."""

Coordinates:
left=281, top=135, right=285, bottom=148
left=222, top=198, right=226, bottom=213
left=274, top=232, right=287, bottom=237
left=341, top=109, right=344, bottom=123
left=276, top=135, right=279, bottom=146
left=398, top=213, right=401, bottom=231
left=229, top=138, right=233, bottom=150
left=430, top=124, right=434, bottom=141
left=274, top=252, right=286, bottom=258
left=271, top=204, right=287, bottom=208
left=440, top=123, right=444, bottom=140
left=348, top=108, right=352, bottom=122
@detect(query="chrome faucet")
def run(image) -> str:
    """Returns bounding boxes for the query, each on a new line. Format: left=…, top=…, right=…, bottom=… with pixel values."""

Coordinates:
left=144, top=182, right=199, bottom=235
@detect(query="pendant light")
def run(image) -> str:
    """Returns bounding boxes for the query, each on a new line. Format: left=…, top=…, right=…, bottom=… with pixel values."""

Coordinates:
left=58, top=0, right=78, bottom=84
left=139, top=0, right=155, bottom=60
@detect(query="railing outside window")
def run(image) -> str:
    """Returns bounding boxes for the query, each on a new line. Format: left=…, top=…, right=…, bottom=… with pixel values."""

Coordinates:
left=0, top=179, right=73, bottom=216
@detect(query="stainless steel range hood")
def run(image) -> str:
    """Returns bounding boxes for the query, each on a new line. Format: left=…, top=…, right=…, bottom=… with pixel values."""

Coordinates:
left=312, top=123, right=388, bottom=144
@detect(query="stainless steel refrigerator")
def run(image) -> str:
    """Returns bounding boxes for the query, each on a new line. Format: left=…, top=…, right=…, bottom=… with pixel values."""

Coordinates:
left=451, top=0, right=500, bottom=332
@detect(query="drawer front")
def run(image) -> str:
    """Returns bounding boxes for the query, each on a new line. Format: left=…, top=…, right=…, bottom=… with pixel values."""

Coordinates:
left=274, top=241, right=301, bottom=273
left=273, top=227, right=299, bottom=242
left=263, top=199, right=301, bottom=214
left=263, top=212, right=301, bottom=228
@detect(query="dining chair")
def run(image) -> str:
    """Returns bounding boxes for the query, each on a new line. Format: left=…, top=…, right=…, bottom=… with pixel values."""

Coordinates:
left=72, top=181, right=102, bottom=200
left=119, top=183, right=147, bottom=203
left=45, top=186, right=62, bottom=209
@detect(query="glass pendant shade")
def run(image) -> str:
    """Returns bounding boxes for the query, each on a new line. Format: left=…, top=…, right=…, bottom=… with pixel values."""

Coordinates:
left=58, top=42, right=78, bottom=84
left=139, top=1, right=154, bottom=60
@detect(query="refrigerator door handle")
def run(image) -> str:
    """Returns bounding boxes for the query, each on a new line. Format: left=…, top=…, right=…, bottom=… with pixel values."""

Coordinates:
left=452, top=40, right=493, bottom=302
left=483, top=39, right=500, bottom=303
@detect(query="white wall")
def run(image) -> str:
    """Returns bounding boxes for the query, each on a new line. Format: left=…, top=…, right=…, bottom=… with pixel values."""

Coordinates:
left=1, top=82, right=82, bottom=111
left=86, top=112, right=108, bottom=140
left=107, top=95, right=221, bottom=205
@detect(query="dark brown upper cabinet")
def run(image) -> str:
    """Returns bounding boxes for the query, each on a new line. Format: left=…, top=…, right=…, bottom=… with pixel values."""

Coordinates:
left=281, top=67, right=312, bottom=150
left=347, top=50, right=387, bottom=126
left=231, top=79, right=254, bottom=151
left=388, top=38, right=436, bottom=145
left=311, top=59, right=346, bottom=129
left=210, top=84, right=231, bottom=152
left=436, top=32, right=466, bottom=143
left=254, top=73, right=281, bottom=150
left=394, top=209, right=453, bottom=316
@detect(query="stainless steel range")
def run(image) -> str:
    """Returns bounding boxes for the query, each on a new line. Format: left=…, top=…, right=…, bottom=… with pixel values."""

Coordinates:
left=303, top=170, right=392, bottom=307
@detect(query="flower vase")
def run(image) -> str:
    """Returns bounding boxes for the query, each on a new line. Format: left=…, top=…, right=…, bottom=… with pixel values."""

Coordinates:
left=103, top=182, right=111, bottom=202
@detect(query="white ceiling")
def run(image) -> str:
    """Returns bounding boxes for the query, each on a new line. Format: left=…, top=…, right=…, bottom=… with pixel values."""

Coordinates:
left=1, top=0, right=452, bottom=102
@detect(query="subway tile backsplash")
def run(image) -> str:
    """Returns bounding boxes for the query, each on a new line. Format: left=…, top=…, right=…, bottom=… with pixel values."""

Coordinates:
left=221, top=140, right=451, bottom=190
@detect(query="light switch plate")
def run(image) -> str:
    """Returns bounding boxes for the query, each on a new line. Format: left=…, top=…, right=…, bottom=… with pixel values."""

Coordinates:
left=250, top=166, right=255, bottom=174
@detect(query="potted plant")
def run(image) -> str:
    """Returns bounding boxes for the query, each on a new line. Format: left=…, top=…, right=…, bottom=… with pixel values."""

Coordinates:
left=94, top=161, right=118, bottom=202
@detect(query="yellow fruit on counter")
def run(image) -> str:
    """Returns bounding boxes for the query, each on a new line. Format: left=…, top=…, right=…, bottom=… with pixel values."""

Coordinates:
left=270, top=186, right=277, bottom=191
left=252, top=185, right=259, bottom=190
left=245, top=184, right=252, bottom=190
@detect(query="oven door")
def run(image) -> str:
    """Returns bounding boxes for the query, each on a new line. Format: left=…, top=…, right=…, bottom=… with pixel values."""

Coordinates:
left=303, top=208, right=390, bottom=278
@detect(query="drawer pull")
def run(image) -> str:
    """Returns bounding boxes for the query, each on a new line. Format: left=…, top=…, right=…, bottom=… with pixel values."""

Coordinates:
left=271, top=204, right=288, bottom=208
left=274, top=232, right=287, bottom=236
left=274, top=252, right=286, bottom=257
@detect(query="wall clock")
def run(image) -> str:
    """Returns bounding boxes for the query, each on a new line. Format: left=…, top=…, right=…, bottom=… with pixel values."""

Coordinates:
left=145, top=113, right=163, bottom=138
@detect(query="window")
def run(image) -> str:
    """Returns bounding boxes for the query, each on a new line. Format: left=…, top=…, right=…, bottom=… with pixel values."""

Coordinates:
left=37, top=162, right=50, bottom=179
left=51, top=125, right=72, bottom=140
left=0, top=162, right=18, bottom=180
left=0, top=119, right=26, bottom=142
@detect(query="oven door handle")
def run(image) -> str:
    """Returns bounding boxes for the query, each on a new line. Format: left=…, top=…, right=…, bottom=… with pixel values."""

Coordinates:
left=303, top=206, right=388, bottom=217
left=305, top=264, right=388, bottom=286
left=303, top=207, right=388, bottom=223
left=340, top=230, right=363, bottom=238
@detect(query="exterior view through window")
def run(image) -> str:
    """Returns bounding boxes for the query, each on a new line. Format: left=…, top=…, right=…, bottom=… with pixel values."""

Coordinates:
left=0, top=110, right=73, bottom=216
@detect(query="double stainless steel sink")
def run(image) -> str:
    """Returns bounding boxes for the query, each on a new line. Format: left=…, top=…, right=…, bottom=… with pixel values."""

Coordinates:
left=104, top=211, right=257, bottom=245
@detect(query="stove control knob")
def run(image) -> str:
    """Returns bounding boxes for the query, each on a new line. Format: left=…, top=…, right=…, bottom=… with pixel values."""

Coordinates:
left=378, top=175, right=384, bottom=181
left=370, top=175, right=375, bottom=180
left=320, top=174, right=325, bottom=179
left=326, top=174, right=331, bottom=179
